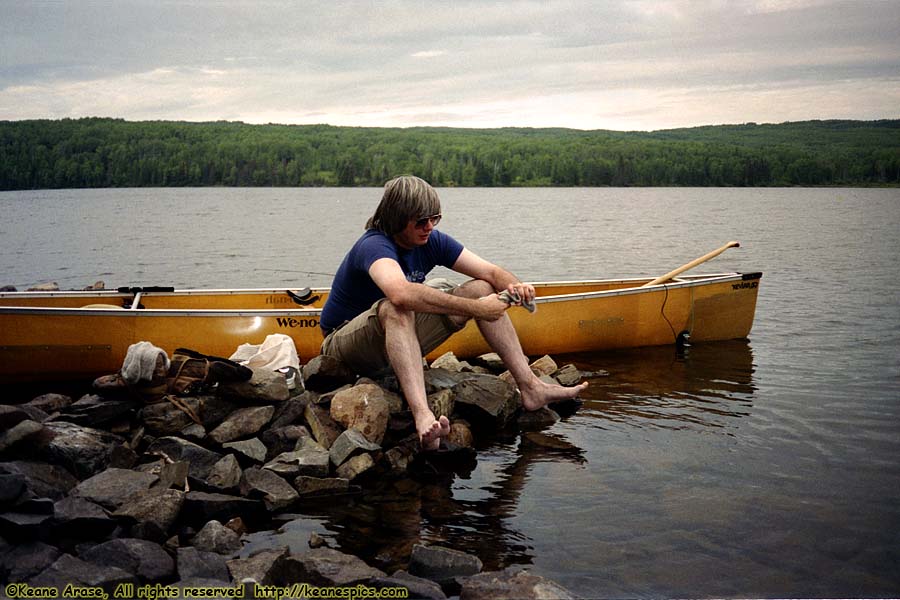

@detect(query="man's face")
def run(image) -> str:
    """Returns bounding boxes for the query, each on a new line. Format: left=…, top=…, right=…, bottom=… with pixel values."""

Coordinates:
left=394, top=213, right=441, bottom=249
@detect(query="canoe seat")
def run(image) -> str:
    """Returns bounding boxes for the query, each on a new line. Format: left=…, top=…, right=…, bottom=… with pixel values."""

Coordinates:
left=81, top=304, right=125, bottom=309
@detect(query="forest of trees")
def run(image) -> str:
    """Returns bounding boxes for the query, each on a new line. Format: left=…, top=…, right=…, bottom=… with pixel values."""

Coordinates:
left=1, top=117, right=898, bottom=190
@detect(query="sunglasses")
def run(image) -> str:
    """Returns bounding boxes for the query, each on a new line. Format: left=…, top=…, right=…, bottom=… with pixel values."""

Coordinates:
left=414, top=214, right=442, bottom=229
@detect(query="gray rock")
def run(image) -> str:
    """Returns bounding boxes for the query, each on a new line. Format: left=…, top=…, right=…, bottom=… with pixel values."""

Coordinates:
left=0, top=541, right=61, bottom=582
left=452, top=375, right=519, bottom=427
left=335, top=453, right=376, bottom=481
left=0, top=473, right=26, bottom=507
left=27, top=553, right=137, bottom=594
left=423, top=368, right=473, bottom=392
left=269, top=391, right=316, bottom=429
left=552, top=364, right=583, bottom=387
left=239, top=467, right=299, bottom=511
left=145, top=436, right=223, bottom=481
left=81, top=538, right=176, bottom=582
left=0, top=460, right=78, bottom=500
left=52, top=496, right=117, bottom=539
left=157, top=460, right=190, bottom=490
left=26, top=393, right=74, bottom=414
left=52, top=394, right=139, bottom=428
left=529, top=355, right=559, bottom=377
left=471, top=352, right=506, bottom=373
left=304, top=404, right=343, bottom=450
left=0, top=405, right=31, bottom=430
left=191, top=520, right=243, bottom=555
left=383, top=443, right=416, bottom=474
left=0, top=510, right=52, bottom=540
left=71, top=468, right=159, bottom=510
left=329, top=428, right=381, bottom=467
left=264, top=438, right=330, bottom=479
left=140, top=397, right=204, bottom=435
left=177, top=546, right=230, bottom=582
left=113, top=488, right=185, bottom=542
left=517, top=406, right=560, bottom=430
left=41, top=421, right=128, bottom=479
left=330, top=383, right=390, bottom=445
left=408, top=544, right=483, bottom=586
left=430, top=352, right=474, bottom=373
left=301, top=355, right=357, bottom=392
left=223, top=438, right=268, bottom=463
left=260, top=425, right=311, bottom=461
left=427, top=389, right=454, bottom=419
left=207, top=454, right=244, bottom=492
left=293, top=476, right=350, bottom=498
left=218, top=367, right=290, bottom=403
left=267, top=547, right=385, bottom=587
left=15, top=404, right=50, bottom=424
left=374, top=570, right=448, bottom=600
left=226, top=546, right=290, bottom=585
left=209, top=405, right=275, bottom=444
left=459, top=569, right=577, bottom=600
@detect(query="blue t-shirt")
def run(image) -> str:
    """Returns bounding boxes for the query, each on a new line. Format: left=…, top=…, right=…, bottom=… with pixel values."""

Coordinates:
left=320, top=228, right=464, bottom=333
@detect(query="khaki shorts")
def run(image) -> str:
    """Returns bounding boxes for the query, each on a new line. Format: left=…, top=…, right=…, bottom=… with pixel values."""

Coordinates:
left=320, top=282, right=465, bottom=377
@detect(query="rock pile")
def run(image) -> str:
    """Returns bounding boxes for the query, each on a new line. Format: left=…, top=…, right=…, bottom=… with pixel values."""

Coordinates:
left=1, top=351, right=589, bottom=599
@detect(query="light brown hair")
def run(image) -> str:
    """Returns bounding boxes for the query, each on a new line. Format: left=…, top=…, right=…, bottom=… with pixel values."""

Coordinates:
left=365, top=175, right=441, bottom=236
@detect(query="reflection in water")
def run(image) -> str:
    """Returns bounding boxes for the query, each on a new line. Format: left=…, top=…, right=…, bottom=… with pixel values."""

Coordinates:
left=241, top=341, right=758, bottom=578
left=571, top=339, right=757, bottom=431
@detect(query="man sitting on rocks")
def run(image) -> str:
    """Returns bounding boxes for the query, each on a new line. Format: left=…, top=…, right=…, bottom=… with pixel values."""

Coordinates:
left=319, top=175, right=587, bottom=451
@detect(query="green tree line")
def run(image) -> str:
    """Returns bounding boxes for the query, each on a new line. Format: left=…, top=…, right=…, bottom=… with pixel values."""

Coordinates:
left=1, top=117, right=898, bottom=190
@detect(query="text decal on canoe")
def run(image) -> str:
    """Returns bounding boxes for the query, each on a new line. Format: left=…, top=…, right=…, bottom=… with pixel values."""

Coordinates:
left=732, top=281, right=758, bottom=290
left=277, top=317, right=319, bottom=328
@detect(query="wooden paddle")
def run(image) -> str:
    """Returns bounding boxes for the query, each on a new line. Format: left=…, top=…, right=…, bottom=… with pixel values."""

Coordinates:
left=642, top=241, right=740, bottom=287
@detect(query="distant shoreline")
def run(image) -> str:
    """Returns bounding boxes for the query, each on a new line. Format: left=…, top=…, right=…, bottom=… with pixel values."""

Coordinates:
left=2, top=117, right=898, bottom=190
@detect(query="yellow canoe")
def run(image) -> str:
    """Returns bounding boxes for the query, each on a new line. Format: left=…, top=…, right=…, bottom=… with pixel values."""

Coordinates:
left=0, top=271, right=761, bottom=383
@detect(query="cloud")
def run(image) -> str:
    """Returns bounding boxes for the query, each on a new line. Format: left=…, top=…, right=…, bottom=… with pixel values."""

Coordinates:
left=1, top=0, right=897, bottom=130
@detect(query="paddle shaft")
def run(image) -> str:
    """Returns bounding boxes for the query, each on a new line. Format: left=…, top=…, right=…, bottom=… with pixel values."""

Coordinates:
left=642, top=241, right=740, bottom=287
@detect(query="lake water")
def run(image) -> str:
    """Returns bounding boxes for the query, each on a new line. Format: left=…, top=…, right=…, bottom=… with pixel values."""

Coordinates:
left=2, top=187, right=899, bottom=597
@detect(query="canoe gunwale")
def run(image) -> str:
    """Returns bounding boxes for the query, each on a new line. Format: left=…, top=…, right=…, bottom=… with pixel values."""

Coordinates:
left=0, top=272, right=758, bottom=317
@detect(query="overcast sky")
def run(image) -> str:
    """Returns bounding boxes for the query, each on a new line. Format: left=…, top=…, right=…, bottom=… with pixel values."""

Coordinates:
left=1, top=0, right=898, bottom=131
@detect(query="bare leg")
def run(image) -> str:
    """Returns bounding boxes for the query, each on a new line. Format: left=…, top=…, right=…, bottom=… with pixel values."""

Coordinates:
left=379, top=300, right=450, bottom=450
left=451, top=280, right=588, bottom=411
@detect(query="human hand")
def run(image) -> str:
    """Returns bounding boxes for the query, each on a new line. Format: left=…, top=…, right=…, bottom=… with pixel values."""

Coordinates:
left=505, top=282, right=535, bottom=306
left=476, top=293, right=509, bottom=321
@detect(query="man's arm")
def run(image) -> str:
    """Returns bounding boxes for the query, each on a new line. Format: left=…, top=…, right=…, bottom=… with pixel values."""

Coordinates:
left=368, top=257, right=508, bottom=321
left=451, top=248, right=536, bottom=304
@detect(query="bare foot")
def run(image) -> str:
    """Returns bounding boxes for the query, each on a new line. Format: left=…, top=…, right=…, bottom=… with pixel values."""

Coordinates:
left=416, top=413, right=451, bottom=451
left=520, top=377, right=588, bottom=412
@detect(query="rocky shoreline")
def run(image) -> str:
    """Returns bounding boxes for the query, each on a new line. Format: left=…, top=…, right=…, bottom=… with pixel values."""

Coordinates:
left=1, top=349, right=603, bottom=599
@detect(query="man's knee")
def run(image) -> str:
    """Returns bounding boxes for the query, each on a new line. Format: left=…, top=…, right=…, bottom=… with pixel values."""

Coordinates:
left=377, top=298, right=415, bottom=329
left=452, top=278, right=494, bottom=299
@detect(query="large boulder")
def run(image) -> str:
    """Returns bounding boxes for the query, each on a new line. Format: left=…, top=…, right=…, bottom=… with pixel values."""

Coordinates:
left=81, top=538, right=176, bottom=583
left=330, top=384, right=390, bottom=445
left=408, top=544, right=483, bottom=586
left=145, top=437, right=223, bottom=481
left=40, top=422, right=128, bottom=479
left=452, top=375, right=519, bottom=428
left=239, top=467, right=299, bottom=512
left=191, top=520, right=243, bottom=556
left=113, top=488, right=185, bottom=542
left=0, top=461, right=78, bottom=501
left=71, top=468, right=158, bottom=510
left=208, top=405, right=275, bottom=444
left=217, top=367, right=290, bottom=404
left=301, top=355, right=356, bottom=392
left=267, top=547, right=385, bottom=587
left=459, top=569, right=577, bottom=600
left=263, top=438, right=330, bottom=479
left=51, top=496, right=117, bottom=540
